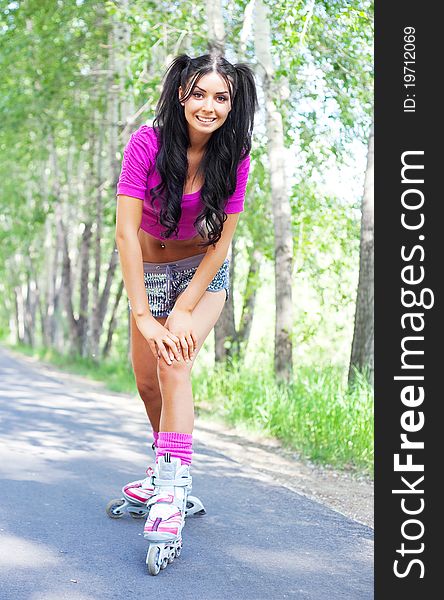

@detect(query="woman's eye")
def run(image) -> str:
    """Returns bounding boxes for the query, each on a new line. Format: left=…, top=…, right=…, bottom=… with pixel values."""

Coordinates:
left=217, top=96, right=228, bottom=102
left=193, top=92, right=203, bottom=98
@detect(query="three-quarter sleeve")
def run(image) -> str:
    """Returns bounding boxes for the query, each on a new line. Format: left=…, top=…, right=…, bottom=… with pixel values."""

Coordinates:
left=116, top=126, right=155, bottom=200
left=224, top=154, right=251, bottom=214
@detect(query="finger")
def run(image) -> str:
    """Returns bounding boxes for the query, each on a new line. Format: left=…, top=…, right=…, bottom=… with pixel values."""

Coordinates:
left=165, top=336, right=182, bottom=361
left=148, top=340, right=158, bottom=361
left=186, top=334, right=195, bottom=358
left=157, top=341, right=172, bottom=365
left=166, top=332, right=181, bottom=356
left=191, top=331, right=198, bottom=351
left=165, top=329, right=180, bottom=344
left=180, top=336, right=190, bottom=361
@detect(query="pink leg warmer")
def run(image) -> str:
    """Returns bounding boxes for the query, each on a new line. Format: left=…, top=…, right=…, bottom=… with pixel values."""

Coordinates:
left=156, top=431, right=193, bottom=466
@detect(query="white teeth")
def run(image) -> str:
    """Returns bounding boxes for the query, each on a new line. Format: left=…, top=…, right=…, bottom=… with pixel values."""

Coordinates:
left=196, top=116, right=215, bottom=122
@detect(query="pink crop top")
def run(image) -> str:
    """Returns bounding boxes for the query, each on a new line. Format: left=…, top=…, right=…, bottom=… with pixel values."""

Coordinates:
left=116, top=125, right=250, bottom=240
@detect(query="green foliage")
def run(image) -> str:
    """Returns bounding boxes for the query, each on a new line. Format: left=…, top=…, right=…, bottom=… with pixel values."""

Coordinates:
left=0, top=1, right=373, bottom=400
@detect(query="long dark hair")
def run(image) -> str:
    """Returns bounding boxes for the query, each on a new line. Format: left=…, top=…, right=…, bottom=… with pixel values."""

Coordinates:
left=151, top=53, right=258, bottom=247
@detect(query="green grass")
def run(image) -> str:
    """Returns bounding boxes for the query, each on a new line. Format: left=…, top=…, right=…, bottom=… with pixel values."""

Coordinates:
left=5, top=342, right=373, bottom=476
left=193, top=360, right=374, bottom=476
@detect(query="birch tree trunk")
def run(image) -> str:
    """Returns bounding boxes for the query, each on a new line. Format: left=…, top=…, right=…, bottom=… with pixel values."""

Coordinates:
left=91, top=2, right=134, bottom=360
left=78, top=221, right=92, bottom=356
left=52, top=208, right=64, bottom=351
left=348, top=123, right=374, bottom=386
left=214, top=240, right=238, bottom=360
left=24, top=271, right=35, bottom=347
left=91, top=108, right=105, bottom=359
left=237, top=246, right=262, bottom=356
left=254, top=0, right=293, bottom=382
left=40, top=149, right=63, bottom=347
left=49, top=133, right=79, bottom=353
left=206, top=0, right=225, bottom=55
left=14, top=285, right=25, bottom=344
left=102, top=279, right=124, bottom=358
left=204, top=0, right=240, bottom=363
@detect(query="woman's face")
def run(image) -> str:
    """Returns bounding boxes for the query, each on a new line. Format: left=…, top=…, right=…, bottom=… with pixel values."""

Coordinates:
left=179, top=71, right=232, bottom=138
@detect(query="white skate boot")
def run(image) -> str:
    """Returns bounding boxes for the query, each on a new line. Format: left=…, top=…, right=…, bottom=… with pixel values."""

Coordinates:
left=144, top=452, right=205, bottom=575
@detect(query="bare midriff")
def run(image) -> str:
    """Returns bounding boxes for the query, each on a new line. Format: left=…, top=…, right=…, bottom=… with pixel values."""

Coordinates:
left=137, top=228, right=209, bottom=263
left=138, top=158, right=208, bottom=263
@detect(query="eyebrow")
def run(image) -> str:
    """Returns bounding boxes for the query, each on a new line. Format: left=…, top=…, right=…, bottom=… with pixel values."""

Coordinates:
left=194, top=85, right=229, bottom=95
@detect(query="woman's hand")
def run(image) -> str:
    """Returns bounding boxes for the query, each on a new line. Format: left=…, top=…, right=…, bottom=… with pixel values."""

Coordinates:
left=136, top=315, right=182, bottom=366
left=165, top=307, right=198, bottom=362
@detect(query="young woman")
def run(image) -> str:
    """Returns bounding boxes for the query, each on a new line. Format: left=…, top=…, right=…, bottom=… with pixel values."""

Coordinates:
left=113, top=53, right=257, bottom=572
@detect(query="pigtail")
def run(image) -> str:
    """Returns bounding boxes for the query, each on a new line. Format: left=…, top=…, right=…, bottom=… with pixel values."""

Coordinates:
left=154, top=54, right=191, bottom=132
left=152, top=55, right=193, bottom=237
left=231, top=63, right=258, bottom=158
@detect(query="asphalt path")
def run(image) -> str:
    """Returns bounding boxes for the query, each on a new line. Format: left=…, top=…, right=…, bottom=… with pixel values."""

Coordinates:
left=0, top=347, right=373, bottom=600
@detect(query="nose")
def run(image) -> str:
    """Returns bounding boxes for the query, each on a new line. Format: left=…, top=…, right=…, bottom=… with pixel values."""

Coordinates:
left=202, top=96, right=215, bottom=113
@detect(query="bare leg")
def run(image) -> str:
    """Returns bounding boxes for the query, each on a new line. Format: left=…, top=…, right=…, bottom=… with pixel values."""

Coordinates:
left=130, top=312, right=167, bottom=433
left=157, top=289, right=227, bottom=433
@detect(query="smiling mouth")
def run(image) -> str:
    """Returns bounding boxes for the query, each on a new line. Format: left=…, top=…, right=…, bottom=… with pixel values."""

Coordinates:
left=196, top=116, right=216, bottom=123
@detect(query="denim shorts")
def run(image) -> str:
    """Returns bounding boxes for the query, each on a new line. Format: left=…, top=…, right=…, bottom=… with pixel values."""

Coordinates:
left=129, top=252, right=230, bottom=318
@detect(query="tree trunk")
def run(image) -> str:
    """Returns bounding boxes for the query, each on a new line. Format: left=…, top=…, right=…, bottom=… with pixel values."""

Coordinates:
left=254, top=0, right=293, bottom=383
left=91, top=3, right=133, bottom=359
left=24, top=264, right=39, bottom=348
left=205, top=0, right=239, bottom=364
left=60, top=218, right=80, bottom=353
left=78, top=222, right=93, bottom=356
left=14, top=285, right=25, bottom=344
left=206, top=0, right=225, bottom=56
left=348, top=123, right=374, bottom=386
left=102, top=279, right=124, bottom=358
left=237, top=247, right=262, bottom=356
left=23, top=273, right=32, bottom=346
left=91, top=108, right=104, bottom=359
left=93, top=0, right=134, bottom=358
left=214, top=241, right=237, bottom=361
left=49, top=133, right=77, bottom=353
left=52, top=214, right=64, bottom=351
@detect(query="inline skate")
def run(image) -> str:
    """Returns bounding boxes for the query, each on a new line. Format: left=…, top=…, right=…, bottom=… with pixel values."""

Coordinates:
left=105, top=443, right=205, bottom=521
left=144, top=452, right=205, bottom=575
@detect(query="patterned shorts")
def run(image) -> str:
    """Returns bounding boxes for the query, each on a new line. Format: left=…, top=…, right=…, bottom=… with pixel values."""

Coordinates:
left=129, top=252, right=230, bottom=318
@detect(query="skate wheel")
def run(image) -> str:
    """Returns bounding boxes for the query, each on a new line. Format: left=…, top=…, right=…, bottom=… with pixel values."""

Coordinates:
left=129, top=510, right=146, bottom=519
left=105, top=498, right=125, bottom=519
left=160, top=556, right=168, bottom=570
left=175, top=544, right=182, bottom=558
left=147, top=546, right=161, bottom=576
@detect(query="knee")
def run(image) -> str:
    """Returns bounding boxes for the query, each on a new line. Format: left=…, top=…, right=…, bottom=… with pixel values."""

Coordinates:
left=157, top=356, right=191, bottom=381
left=135, top=378, right=160, bottom=402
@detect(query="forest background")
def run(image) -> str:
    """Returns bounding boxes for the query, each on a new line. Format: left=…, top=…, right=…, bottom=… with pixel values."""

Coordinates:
left=0, top=0, right=374, bottom=475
